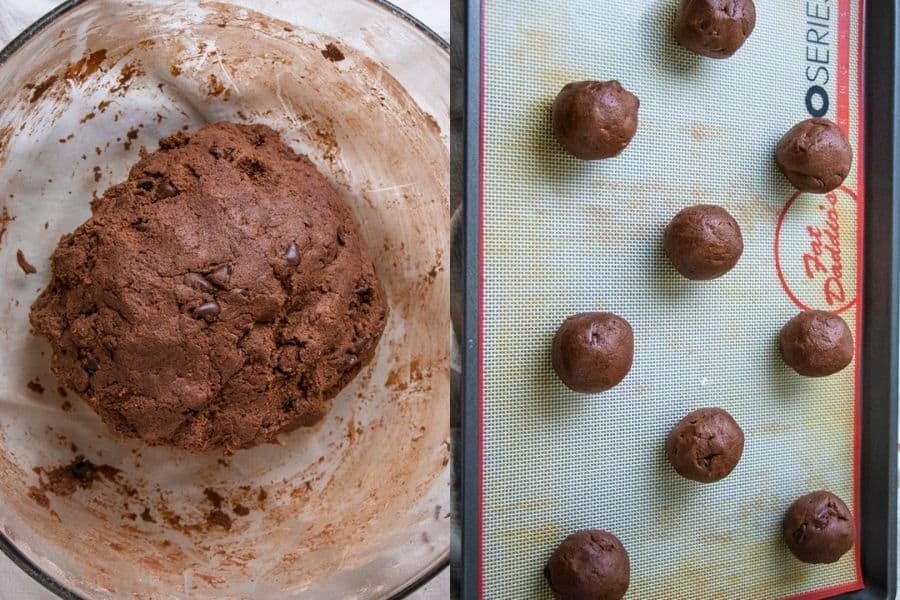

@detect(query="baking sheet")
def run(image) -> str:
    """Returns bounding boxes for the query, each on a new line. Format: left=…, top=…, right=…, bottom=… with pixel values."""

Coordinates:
left=478, top=1, right=863, bottom=598
left=0, top=0, right=449, bottom=598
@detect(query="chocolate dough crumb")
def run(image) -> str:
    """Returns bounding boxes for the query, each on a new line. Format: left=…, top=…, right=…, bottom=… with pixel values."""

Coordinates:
left=204, top=487, right=224, bottom=509
left=16, top=249, right=36, bottom=274
left=207, top=509, right=232, bottom=530
left=124, top=127, right=139, bottom=150
left=321, top=43, right=345, bottom=62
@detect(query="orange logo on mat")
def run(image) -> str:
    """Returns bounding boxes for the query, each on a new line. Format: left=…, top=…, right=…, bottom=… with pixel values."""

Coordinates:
left=775, top=186, right=858, bottom=314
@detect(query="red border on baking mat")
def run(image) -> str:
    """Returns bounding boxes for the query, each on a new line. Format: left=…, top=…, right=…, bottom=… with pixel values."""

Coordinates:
left=785, top=580, right=866, bottom=600
left=791, top=0, right=866, bottom=597
left=476, top=0, right=866, bottom=597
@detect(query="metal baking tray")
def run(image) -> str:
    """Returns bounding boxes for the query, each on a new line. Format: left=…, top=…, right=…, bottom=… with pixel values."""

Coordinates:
left=452, top=0, right=898, bottom=598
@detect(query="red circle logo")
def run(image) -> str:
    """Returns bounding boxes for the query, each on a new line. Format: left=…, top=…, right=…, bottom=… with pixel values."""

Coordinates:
left=774, top=185, right=858, bottom=314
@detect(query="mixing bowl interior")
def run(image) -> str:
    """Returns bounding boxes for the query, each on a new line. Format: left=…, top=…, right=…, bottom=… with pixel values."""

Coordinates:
left=0, top=1, right=449, bottom=598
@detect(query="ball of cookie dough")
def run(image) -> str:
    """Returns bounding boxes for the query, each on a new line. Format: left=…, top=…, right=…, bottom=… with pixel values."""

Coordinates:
left=666, top=407, right=744, bottom=483
left=675, top=0, right=757, bottom=59
left=544, top=530, right=630, bottom=600
left=552, top=312, right=634, bottom=393
left=551, top=80, right=639, bottom=160
left=783, top=490, right=855, bottom=564
left=29, top=122, right=388, bottom=452
left=779, top=310, right=853, bottom=377
left=663, top=204, right=743, bottom=280
left=775, top=118, right=853, bottom=193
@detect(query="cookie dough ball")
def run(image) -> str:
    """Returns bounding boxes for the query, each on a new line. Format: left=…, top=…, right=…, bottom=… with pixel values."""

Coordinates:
left=779, top=310, right=853, bottom=377
left=552, top=312, right=633, bottom=393
left=666, top=408, right=744, bottom=483
left=783, top=491, right=855, bottom=564
left=675, top=0, right=757, bottom=58
left=775, top=118, right=853, bottom=193
left=545, top=530, right=630, bottom=600
left=29, top=122, right=388, bottom=452
left=551, top=80, right=639, bottom=160
left=663, top=204, right=743, bottom=280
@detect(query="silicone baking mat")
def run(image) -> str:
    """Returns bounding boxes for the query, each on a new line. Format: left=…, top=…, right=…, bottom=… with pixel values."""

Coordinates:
left=477, top=1, right=864, bottom=598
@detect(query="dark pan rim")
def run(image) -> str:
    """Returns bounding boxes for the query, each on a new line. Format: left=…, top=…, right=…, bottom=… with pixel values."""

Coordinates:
left=0, top=0, right=449, bottom=598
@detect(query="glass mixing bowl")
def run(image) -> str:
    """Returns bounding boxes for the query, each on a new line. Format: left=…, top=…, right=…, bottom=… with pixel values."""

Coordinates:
left=0, top=1, right=449, bottom=598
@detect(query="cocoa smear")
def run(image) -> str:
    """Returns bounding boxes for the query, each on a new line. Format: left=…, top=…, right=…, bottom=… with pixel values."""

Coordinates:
left=27, top=444, right=269, bottom=541
left=24, top=75, right=58, bottom=103
left=207, top=510, right=232, bottom=530
left=385, top=369, right=407, bottom=391
left=155, top=488, right=238, bottom=534
left=26, top=452, right=254, bottom=537
left=0, top=127, right=12, bottom=161
left=26, top=378, right=44, bottom=394
left=111, top=61, right=143, bottom=94
left=25, top=48, right=107, bottom=107
left=27, top=488, right=50, bottom=509
left=424, top=113, right=441, bottom=136
left=64, top=49, right=107, bottom=82
left=207, top=74, right=225, bottom=97
left=0, top=206, right=14, bottom=247
left=16, top=249, right=36, bottom=274
left=29, top=456, right=121, bottom=503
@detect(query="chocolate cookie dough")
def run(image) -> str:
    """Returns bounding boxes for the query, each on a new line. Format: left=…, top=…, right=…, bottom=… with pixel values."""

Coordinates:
left=552, top=312, right=633, bottom=393
left=663, top=204, right=743, bottom=280
left=779, top=310, right=853, bottom=377
left=666, top=407, right=744, bottom=483
left=775, top=118, right=853, bottom=193
left=30, top=122, right=388, bottom=452
left=551, top=81, right=639, bottom=160
left=675, top=0, right=757, bottom=59
left=783, top=490, right=855, bottom=564
left=545, top=530, right=630, bottom=600
left=16, top=249, right=36, bottom=274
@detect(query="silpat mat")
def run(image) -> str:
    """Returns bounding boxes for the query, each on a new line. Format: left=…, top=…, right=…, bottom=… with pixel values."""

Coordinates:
left=478, top=1, right=864, bottom=598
